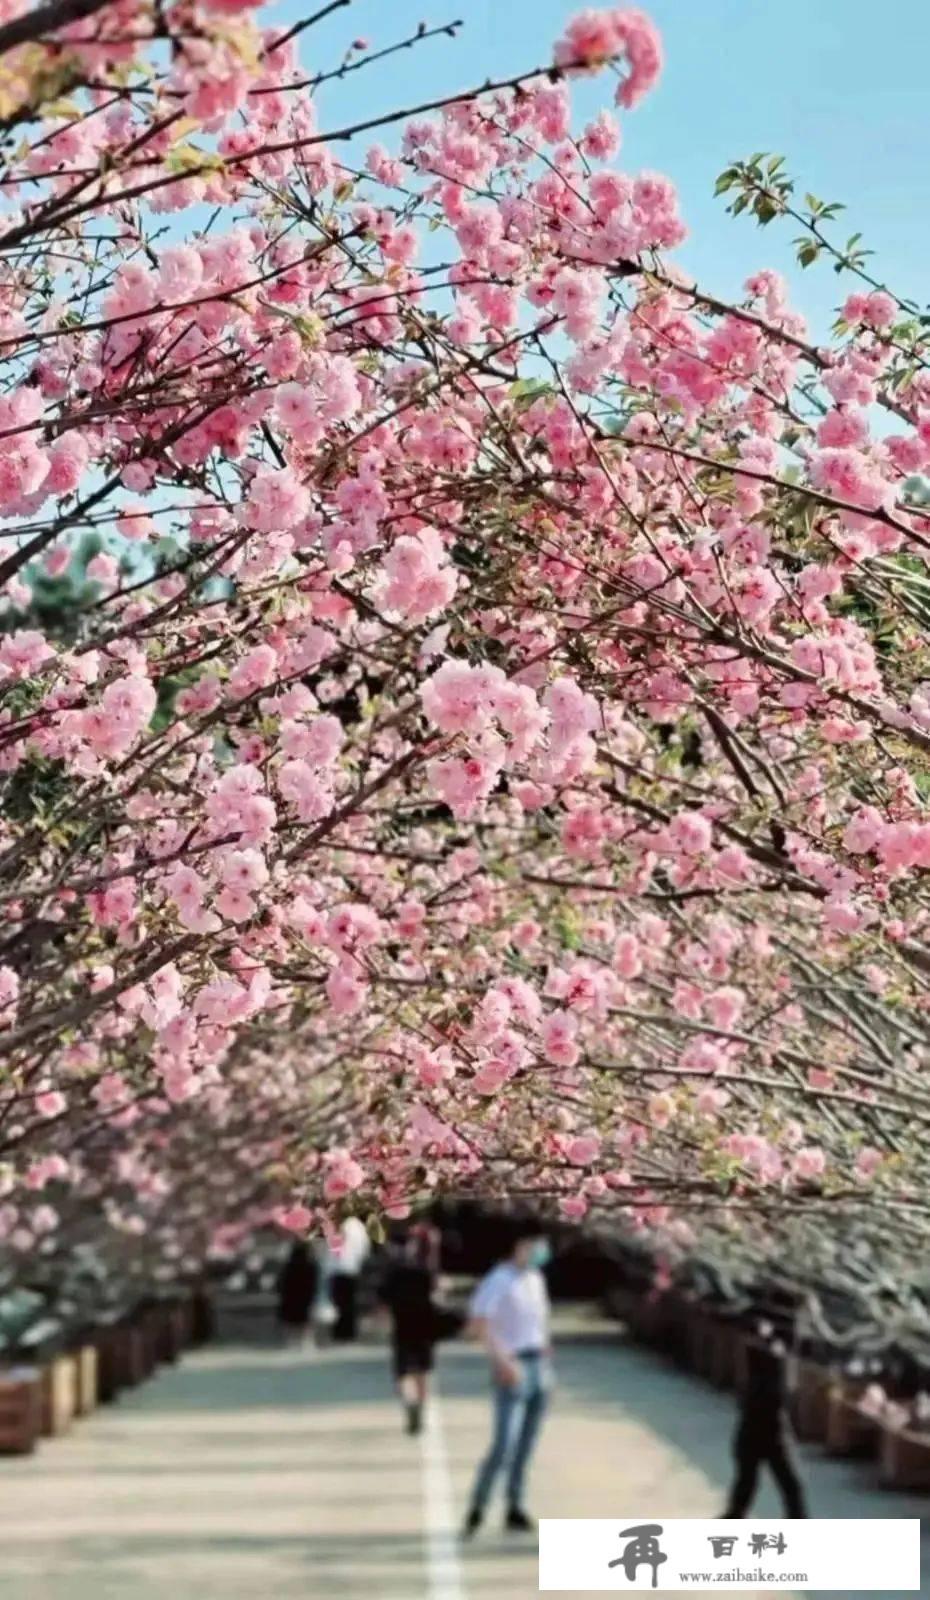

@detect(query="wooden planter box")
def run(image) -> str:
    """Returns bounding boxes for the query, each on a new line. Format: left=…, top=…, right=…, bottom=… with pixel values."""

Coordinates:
left=790, top=1359, right=832, bottom=1442
left=40, top=1354, right=77, bottom=1436
left=679, top=1311, right=698, bottom=1372
left=156, top=1304, right=186, bottom=1364
left=134, top=1310, right=158, bottom=1373
left=176, top=1297, right=197, bottom=1349
left=160, top=1306, right=179, bottom=1364
left=825, top=1386, right=878, bottom=1457
left=145, top=1306, right=167, bottom=1365
left=686, top=1313, right=716, bottom=1381
left=631, top=1295, right=663, bottom=1345
left=663, top=1294, right=690, bottom=1366
left=605, top=1285, right=634, bottom=1321
left=190, top=1291, right=215, bottom=1346
left=128, top=1322, right=152, bottom=1383
left=98, top=1322, right=148, bottom=1395
left=879, top=1422, right=930, bottom=1490
left=0, top=1370, right=41, bottom=1454
left=141, top=1305, right=190, bottom=1369
left=74, top=1345, right=98, bottom=1416
left=608, top=1287, right=661, bottom=1345
left=708, top=1321, right=741, bottom=1389
left=94, top=1329, right=119, bottom=1403
left=95, top=1326, right=129, bottom=1402
left=654, top=1292, right=685, bottom=1354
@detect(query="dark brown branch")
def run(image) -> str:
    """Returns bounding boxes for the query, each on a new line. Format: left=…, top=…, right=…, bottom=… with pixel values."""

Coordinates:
left=0, top=0, right=111, bottom=57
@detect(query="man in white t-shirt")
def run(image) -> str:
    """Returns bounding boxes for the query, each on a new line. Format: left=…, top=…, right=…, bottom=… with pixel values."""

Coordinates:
left=463, top=1224, right=553, bottom=1536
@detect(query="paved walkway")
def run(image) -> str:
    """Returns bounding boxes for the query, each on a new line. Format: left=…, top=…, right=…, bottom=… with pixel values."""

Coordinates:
left=0, top=1309, right=926, bottom=1599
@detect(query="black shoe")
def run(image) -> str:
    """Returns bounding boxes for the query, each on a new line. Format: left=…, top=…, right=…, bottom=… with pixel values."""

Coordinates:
left=462, top=1506, right=483, bottom=1539
left=405, top=1403, right=422, bottom=1436
left=505, top=1507, right=534, bottom=1532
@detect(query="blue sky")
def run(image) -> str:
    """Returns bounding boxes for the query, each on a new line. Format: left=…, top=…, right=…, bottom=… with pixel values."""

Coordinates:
left=270, top=0, right=928, bottom=338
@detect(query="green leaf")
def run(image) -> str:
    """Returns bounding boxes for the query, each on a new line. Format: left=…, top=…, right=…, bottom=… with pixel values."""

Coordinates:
left=508, top=377, right=552, bottom=409
left=165, top=144, right=225, bottom=175
left=365, top=1214, right=386, bottom=1246
left=556, top=906, right=582, bottom=951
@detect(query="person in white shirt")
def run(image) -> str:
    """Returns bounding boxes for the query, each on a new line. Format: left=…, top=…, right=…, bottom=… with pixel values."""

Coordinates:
left=329, top=1216, right=371, bottom=1342
left=463, top=1224, right=553, bottom=1536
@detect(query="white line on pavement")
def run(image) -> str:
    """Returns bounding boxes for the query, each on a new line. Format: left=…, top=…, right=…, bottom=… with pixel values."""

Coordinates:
left=422, top=1392, right=467, bottom=1600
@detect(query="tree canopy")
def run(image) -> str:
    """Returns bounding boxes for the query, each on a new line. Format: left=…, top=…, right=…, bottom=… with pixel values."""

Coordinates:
left=0, top=1, right=928, bottom=1314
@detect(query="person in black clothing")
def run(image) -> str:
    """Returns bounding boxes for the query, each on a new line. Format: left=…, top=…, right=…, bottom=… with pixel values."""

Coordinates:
left=276, top=1241, right=318, bottom=1347
left=380, top=1224, right=441, bottom=1435
left=724, top=1319, right=807, bottom=1517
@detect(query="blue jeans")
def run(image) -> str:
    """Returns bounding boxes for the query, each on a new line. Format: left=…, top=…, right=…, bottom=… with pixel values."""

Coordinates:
left=470, top=1353, right=550, bottom=1512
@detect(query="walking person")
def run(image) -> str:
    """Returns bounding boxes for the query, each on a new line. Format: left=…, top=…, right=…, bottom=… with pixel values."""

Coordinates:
left=724, top=1318, right=808, bottom=1518
left=380, top=1223, right=441, bottom=1435
left=463, top=1223, right=553, bottom=1537
left=329, top=1215, right=371, bottom=1342
left=276, top=1240, right=318, bottom=1348
left=310, top=1238, right=337, bottom=1346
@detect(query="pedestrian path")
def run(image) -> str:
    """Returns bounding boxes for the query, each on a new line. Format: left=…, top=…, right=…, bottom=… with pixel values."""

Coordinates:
left=0, top=1309, right=925, bottom=1600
